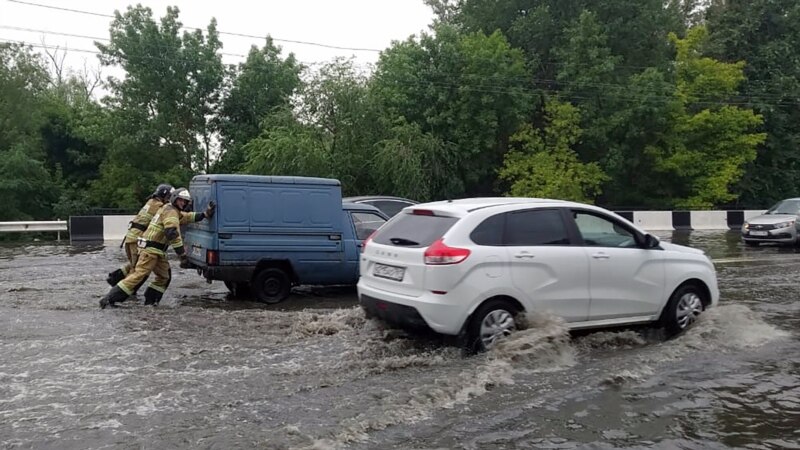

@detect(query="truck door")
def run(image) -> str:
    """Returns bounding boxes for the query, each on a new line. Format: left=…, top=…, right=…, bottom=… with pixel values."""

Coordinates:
left=345, top=211, right=388, bottom=283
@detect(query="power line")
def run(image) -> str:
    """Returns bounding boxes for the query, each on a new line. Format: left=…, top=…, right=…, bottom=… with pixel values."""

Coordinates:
left=3, top=38, right=797, bottom=108
left=0, top=38, right=336, bottom=69
left=0, top=25, right=249, bottom=59
left=6, top=0, right=384, bottom=53
left=6, top=0, right=793, bottom=97
left=1, top=39, right=99, bottom=56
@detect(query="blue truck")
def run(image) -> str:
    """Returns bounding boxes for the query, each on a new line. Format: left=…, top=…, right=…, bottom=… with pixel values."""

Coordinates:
left=184, top=174, right=388, bottom=303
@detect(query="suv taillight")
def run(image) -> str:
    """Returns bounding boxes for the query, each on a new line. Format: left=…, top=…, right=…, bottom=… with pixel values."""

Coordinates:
left=424, top=239, right=470, bottom=265
left=362, top=230, right=378, bottom=253
left=206, top=249, right=219, bottom=266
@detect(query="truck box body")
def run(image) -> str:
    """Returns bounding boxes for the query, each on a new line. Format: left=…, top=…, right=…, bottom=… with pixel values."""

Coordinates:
left=184, top=174, right=388, bottom=301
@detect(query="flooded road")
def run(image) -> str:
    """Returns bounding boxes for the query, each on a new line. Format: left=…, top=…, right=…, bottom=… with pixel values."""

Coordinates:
left=0, top=231, right=797, bottom=449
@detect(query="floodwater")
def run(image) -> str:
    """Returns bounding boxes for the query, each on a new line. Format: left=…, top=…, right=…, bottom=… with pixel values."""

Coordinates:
left=0, top=231, right=797, bottom=449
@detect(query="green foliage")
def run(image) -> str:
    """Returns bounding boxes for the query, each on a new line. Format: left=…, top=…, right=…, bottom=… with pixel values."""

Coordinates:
left=97, top=5, right=224, bottom=171
left=648, top=27, right=765, bottom=209
left=372, top=120, right=463, bottom=202
left=0, top=145, right=59, bottom=220
left=499, top=101, right=607, bottom=202
left=244, top=59, right=461, bottom=202
left=215, top=38, right=301, bottom=173
left=0, top=1, right=795, bottom=223
left=244, top=108, right=333, bottom=179
left=372, top=25, right=531, bottom=195
left=0, top=44, right=61, bottom=220
left=244, top=59, right=382, bottom=195
left=705, top=0, right=800, bottom=207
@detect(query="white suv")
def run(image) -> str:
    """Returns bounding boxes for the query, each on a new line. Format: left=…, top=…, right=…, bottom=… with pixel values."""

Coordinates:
left=357, top=198, right=719, bottom=352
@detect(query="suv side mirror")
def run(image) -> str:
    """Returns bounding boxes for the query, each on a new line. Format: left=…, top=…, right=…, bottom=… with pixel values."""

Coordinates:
left=643, top=234, right=660, bottom=249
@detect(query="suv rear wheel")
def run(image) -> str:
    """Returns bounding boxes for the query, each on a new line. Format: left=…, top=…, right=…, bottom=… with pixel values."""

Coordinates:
left=253, top=268, right=291, bottom=304
left=467, top=299, right=520, bottom=353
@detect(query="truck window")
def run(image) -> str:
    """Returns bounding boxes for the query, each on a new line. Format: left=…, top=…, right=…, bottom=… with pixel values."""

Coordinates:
left=352, top=212, right=387, bottom=240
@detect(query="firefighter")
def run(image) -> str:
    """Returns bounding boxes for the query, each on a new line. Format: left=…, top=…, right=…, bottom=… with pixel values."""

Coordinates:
left=99, top=188, right=215, bottom=309
left=105, top=184, right=174, bottom=287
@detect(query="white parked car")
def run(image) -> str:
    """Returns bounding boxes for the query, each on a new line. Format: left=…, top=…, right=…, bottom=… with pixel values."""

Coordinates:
left=357, top=198, right=719, bottom=352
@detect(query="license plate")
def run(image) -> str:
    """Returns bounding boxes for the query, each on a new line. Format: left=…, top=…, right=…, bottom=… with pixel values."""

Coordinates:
left=373, top=263, right=405, bottom=281
left=750, top=231, right=768, bottom=236
left=192, top=246, right=203, bottom=257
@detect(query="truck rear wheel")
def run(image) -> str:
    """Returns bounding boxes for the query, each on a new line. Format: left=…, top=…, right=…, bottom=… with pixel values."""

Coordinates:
left=253, top=268, right=291, bottom=304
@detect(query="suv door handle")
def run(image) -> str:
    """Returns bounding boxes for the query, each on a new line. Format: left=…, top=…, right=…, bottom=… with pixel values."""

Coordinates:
left=514, top=253, right=535, bottom=259
left=592, top=252, right=610, bottom=259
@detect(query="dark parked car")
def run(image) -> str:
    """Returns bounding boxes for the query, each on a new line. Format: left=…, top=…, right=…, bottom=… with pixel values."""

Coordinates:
left=342, top=196, right=418, bottom=218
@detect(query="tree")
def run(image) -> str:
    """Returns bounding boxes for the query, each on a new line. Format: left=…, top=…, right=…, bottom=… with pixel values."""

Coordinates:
left=705, top=0, right=800, bottom=207
left=244, top=59, right=385, bottom=195
left=215, top=38, right=301, bottom=173
left=648, top=27, right=765, bottom=208
left=372, top=25, right=531, bottom=195
left=440, top=0, right=687, bottom=205
left=40, top=85, right=110, bottom=217
left=94, top=5, right=224, bottom=208
left=0, top=43, right=60, bottom=220
left=372, top=119, right=462, bottom=202
left=498, top=100, right=607, bottom=202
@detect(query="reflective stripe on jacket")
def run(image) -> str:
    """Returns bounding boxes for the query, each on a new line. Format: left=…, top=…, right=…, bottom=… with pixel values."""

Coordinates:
left=141, top=204, right=183, bottom=256
left=124, top=198, right=164, bottom=244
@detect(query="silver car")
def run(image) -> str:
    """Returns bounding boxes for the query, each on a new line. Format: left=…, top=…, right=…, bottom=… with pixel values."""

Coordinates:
left=742, top=198, right=800, bottom=246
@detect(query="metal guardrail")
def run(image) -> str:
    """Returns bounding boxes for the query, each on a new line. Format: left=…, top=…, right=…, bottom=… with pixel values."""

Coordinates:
left=0, top=220, right=68, bottom=241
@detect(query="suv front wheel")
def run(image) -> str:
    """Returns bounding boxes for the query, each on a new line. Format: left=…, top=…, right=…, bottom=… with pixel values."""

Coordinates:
left=660, top=283, right=705, bottom=336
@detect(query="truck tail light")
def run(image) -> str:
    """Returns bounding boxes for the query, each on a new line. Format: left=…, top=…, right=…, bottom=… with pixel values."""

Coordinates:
left=206, top=249, right=219, bottom=266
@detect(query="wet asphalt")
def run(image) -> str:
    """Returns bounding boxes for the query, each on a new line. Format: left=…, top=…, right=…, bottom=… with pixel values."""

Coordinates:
left=0, top=230, right=797, bottom=449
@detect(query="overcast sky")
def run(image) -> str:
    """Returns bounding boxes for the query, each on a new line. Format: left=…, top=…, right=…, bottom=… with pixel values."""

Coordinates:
left=1, top=0, right=435, bottom=79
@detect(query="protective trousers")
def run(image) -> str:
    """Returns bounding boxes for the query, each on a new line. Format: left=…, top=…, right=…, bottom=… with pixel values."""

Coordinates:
left=122, top=242, right=140, bottom=275
left=106, top=241, right=143, bottom=286
left=117, top=251, right=171, bottom=305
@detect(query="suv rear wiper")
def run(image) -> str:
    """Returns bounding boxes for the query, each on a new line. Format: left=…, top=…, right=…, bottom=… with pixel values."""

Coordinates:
left=389, top=237, right=420, bottom=246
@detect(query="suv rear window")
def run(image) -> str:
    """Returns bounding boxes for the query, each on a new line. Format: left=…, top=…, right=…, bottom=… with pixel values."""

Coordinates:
left=372, top=213, right=458, bottom=248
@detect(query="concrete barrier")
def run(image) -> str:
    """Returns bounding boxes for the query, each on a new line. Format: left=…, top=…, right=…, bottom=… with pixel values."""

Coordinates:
left=69, top=215, right=134, bottom=243
left=612, top=210, right=771, bottom=231
left=690, top=211, right=730, bottom=230
left=103, top=215, right=135, bottom=242
left=67, top=208, right=773, bottom=242
left=631, top=211, right=674, bottom=231
left=68, top=216, right=105, bottom=243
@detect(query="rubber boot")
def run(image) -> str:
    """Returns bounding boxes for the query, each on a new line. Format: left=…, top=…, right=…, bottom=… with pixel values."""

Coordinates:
left=106, top=269, right=125, bottom=286
left=99, top=285, right=129, bottom=309
left=144, top=286, right=164, bottom=306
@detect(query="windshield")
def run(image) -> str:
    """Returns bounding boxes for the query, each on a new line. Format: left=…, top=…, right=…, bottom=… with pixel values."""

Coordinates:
left=766, top=199, right=800, bottom=215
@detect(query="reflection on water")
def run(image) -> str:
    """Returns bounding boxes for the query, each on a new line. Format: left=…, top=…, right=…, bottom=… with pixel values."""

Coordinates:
left=0, top=233, right=797, bottom=449
left=658, top=229, right=800, bottom=261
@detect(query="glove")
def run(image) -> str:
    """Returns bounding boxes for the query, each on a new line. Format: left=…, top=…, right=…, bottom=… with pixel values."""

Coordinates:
left=204, top=201, right=216, bottom=219
left=179, top=254, right=191, bottom=269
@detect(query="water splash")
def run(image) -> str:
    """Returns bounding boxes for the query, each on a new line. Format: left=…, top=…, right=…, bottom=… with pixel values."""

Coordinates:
left=305, top=312, right=575, bottom=449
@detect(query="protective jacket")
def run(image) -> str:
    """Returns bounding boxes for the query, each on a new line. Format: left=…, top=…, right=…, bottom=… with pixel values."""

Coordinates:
left=124, top=198, right=164, bottom=245
left=140, top=204, right=186, bottom=257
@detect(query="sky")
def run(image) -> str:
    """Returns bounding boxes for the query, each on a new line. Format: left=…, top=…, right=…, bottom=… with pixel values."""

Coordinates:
left=0, top=0, right=435, bottom=86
